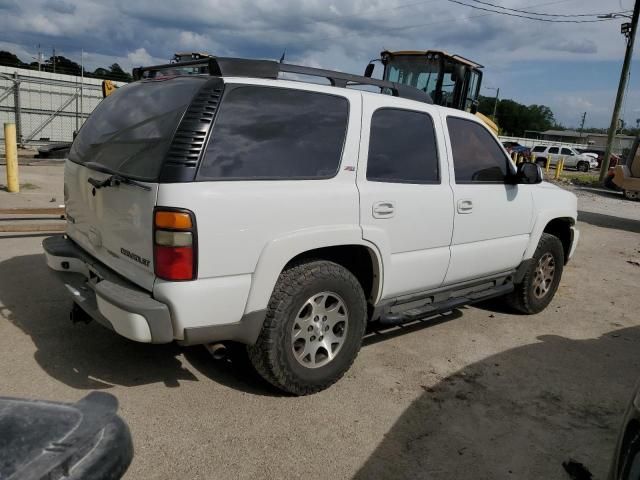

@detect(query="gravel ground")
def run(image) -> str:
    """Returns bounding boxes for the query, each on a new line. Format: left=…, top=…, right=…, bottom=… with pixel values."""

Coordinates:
left=0, top=165, right=639, bottom=479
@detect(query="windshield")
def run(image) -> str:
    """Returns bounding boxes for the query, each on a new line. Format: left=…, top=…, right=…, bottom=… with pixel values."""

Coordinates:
left=384, top=56, right=440, bottom=98
left=69, top=77, right=207, bottom=181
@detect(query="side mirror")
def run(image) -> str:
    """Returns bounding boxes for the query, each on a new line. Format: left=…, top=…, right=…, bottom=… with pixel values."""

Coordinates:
left=516, top=162, right=543, bottom=184
left=364, top=63, right=375, bottom=78
left=469, top=100, right=479, bottom=114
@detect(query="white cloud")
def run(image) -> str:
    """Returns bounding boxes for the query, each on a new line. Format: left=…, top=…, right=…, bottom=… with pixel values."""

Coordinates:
left=0, top=0, right=636, bottom=126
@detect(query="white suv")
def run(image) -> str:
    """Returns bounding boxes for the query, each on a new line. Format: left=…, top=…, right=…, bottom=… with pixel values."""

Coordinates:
left=43, top=57, right=579, bottom=395
left=531, top=145, right=598, bottom=172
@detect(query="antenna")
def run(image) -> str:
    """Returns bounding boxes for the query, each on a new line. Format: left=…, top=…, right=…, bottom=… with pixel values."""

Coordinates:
left=279, top=49, right=286, bottom=64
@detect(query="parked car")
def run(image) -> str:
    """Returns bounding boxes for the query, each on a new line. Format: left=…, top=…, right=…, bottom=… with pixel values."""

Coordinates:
left=531, top=145, right=598, bottom=172
left=577, top=149, right=620, bottom=168
left=502, top=141, right=531, bottom=160
left=609, top=380, right=640, bottom=479
left=42, top=57, right=579, bottom=395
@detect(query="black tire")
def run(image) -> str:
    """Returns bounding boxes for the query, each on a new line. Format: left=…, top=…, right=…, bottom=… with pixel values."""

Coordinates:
left=604, top=173, right=621, bottom=191
left=577, top=161, right=589, bottom=172
left=507, top=233, right=564, bottom=314
left=247, top=261, right=367, bottom=395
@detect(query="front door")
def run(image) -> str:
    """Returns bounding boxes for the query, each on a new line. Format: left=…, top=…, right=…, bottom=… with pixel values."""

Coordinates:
left=443, top=115, right=533, bottom=285
left=358, top=98, right=454, bottom=300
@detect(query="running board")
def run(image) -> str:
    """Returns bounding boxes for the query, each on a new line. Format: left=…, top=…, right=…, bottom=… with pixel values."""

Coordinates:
left=378, top=282, right=514, bottom=326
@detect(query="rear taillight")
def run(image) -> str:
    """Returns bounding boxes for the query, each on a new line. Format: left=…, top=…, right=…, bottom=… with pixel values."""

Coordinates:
left=154, top=209, right=197, bottom=281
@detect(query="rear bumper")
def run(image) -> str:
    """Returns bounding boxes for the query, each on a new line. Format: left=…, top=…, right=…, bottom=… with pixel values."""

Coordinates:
left=42, top=235, right=173, bottom=343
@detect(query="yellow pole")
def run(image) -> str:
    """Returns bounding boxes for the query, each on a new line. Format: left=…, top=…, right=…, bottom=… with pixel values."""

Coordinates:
left=554, top=157, right=562, bottom=179
left=4, top=123, right=19, bottom=193
left=559, top=157, right=565, bottom=176
left=545, top=155, right=551, bottom=173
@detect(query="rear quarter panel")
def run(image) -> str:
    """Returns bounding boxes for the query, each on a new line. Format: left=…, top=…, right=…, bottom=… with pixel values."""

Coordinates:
left=155, top=83, right=363, bottom=332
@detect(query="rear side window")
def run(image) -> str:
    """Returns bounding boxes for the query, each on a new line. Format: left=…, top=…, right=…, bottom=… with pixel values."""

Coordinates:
left=447, top=117, right=510, bottom=183
left=367, top=108, right=439, bottom=184
left=549, top=147, right=559, bottom=154
left=198, top=87, right=348, bottom=180
left=69, top=77, right=207, bottom=181
left=561, top=148, right=573, bottom=155
left=532, top=145, right=546, bottom=153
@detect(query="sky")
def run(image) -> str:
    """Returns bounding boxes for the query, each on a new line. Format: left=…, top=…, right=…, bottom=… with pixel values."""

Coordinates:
left=0, top=0, right=638, bottom=128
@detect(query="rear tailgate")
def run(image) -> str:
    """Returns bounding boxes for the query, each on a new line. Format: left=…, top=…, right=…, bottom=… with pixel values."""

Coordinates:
left=64, top=76, right=212, bottom=291
left=65, top=161, right=157, bottom=290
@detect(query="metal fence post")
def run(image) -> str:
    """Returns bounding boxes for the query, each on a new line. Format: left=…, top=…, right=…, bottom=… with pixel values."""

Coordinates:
left=12, top=72, right=22, bottom=146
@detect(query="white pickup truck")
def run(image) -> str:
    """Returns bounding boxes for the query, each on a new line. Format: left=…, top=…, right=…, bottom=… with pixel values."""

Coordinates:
left=43, top=57, right=579, bottom=395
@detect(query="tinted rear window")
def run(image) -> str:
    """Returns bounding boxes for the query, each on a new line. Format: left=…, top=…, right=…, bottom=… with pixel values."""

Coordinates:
left=532, top=146, right=546, bottom=152
left=69, top=77, right=206, bottom=181
left=367, top=108, right=439, bottom=183
left=197, top=86, right=349, bottom=180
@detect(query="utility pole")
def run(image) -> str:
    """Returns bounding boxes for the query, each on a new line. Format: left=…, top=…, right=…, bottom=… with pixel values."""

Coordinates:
left=52, top=47, right=56, bottom=73
left=579, top=112, right=587, bottom=140
left=599, top=0, right=640, bottom=182
left=492, top=87, right=500, bottom=119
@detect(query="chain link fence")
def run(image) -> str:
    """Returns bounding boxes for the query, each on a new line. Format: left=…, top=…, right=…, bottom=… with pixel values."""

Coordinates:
left=0, top=66, right=125, bottom=147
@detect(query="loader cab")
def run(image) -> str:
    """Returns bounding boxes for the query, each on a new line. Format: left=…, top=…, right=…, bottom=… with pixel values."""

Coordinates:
left=373, top=50, right=483, bottom=113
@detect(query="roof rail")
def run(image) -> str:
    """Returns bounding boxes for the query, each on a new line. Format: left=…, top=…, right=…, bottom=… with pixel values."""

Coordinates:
left=132, top=56, right=432, bottom=104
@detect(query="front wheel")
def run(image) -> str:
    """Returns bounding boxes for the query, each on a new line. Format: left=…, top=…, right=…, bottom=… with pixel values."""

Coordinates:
left=577, top=161, right=590, bottom=172
left=248, top=261, right=367, bottom=395
left=507, top=233, right=565, bottom=314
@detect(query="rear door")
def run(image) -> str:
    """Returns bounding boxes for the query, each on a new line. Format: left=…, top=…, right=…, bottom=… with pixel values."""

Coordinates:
left=64, top=77, right=209, bottom=290
left=357, top=97, right=454, bottom=300
left=548, top=146, right=560, bottom=165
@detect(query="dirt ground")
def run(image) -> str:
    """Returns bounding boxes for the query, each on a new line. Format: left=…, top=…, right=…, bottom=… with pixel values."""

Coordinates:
left=1, top=164, right=639, bottom=479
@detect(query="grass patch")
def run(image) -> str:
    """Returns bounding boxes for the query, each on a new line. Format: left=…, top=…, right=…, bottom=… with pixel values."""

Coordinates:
left=546, top=171, right=603, bottom=187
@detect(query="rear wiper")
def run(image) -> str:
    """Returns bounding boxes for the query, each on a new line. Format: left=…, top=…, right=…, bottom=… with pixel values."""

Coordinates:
left=86, top=162, right=151, bottom=192
left=87, top=174, right=151, bottom=192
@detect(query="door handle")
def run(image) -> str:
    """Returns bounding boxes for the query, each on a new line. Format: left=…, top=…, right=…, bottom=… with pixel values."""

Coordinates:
left=457, top=199, right=473, bottom=214
left=373, top=201, right=395, bottom=218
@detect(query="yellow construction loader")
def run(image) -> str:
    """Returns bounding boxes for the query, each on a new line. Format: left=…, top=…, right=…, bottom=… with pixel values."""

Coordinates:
left=365, top=50, right=498, bottom=134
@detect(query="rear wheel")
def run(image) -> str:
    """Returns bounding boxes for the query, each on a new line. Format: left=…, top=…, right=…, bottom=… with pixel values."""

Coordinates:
left=247, top=261, right=367, bottom=395
left=507, top=233, right=564, bottom=314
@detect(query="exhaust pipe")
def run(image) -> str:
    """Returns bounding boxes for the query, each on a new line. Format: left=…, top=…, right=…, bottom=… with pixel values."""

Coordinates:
left=205, top=343, right=228, bottom=360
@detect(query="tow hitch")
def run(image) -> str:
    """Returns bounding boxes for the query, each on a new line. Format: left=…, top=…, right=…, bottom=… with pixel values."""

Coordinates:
left=70, top=303, right=92, bottom=324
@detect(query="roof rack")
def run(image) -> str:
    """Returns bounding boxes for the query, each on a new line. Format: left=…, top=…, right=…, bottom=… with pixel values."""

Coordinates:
left=132, top=57, right=432, bottom=104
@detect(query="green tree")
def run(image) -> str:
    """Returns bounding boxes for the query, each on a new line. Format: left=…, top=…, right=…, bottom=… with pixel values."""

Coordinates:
left=108, top=63, right=132, bottom=82
left=477, top=95, right=556, bottom=136
left=0, top=50, right=25, bottom=67
left=46, top=55, right=82, bottom=76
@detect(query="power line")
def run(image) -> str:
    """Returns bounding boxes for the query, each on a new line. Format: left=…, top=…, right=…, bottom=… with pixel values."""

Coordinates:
left=468, top=0, right=631, bottom=18
left=446, top=0, right=619, bottom=23
left=312, top=0, right=578, bottom=44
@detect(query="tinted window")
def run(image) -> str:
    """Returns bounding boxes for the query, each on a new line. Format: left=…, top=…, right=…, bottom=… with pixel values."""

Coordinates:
left=367, top=108, right=439, bottom=184
left=561, top=148, right=573, bottom=155
left=548, top=147, right=559, bottom=154
left=447, top=117, right=510, bottom=183
left=70, top=77, right=207, bottom=181
left=532, top=145, right=546, bottom=153
left=198, top=87, right=348, bottom=180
